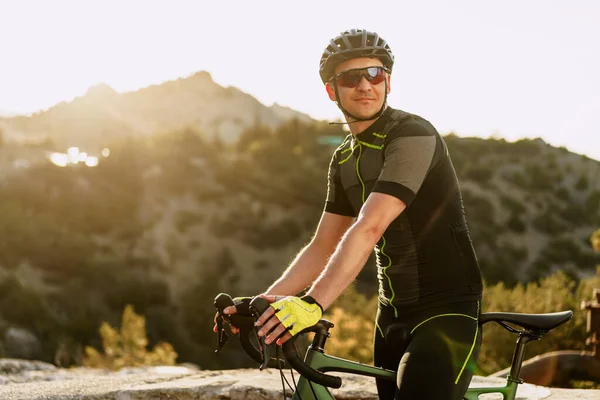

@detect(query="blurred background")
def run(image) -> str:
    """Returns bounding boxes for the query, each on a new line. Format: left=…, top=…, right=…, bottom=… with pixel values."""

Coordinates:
left=0, top=0, right=599, bottom=388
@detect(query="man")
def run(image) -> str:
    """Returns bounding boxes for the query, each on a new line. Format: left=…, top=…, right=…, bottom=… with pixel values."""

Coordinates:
left=217, top=29, right=483, bottom=399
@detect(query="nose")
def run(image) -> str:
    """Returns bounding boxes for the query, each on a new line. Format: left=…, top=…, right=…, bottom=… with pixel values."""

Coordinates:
left=356, top=76, right=372, bottom=91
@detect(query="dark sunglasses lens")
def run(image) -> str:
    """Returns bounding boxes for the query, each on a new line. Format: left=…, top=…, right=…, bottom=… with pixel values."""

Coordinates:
left=366, top=67, right=385, bottom=84
left=366, top=67, right=380, bottom=78
left=335, top=67, right=385, bottom=87
left=335, top=71, right=363, bottom=88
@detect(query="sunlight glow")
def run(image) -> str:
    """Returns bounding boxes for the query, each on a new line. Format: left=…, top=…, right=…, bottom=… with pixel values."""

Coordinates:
left=67, top=147, right=80, bottom=164
left=48, top=147, right=100, bottom=167
left=85, top=157, right=99, bottom=167
left=49, top=153, right=69, bottom=167
left=1, top=1, right=599, bottom=160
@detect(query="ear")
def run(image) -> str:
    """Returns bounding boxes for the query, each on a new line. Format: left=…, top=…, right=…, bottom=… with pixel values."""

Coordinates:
left=325, top=83, right=337, bottom=101
left=386, top=76, right=391, bottom=94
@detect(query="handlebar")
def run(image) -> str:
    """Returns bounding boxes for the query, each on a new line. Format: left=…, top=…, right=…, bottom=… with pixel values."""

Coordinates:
left=214, top=293, right=342, bottom=389
left=214, top=293, right=289, bottom=369
left=214, top=293, right=264, bottom=364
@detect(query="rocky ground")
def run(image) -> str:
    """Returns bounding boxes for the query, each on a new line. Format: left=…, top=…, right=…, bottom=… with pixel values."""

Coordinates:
left=0, top=359, right=599, bottom=400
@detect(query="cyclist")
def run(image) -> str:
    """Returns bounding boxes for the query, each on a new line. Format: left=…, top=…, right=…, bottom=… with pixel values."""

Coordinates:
left=216, top=29, right=484, bottom=400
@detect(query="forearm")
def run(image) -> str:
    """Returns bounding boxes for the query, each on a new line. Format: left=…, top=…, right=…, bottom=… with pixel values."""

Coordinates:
left=306, top=222, right=380, bottom=310
left=264, top=241, right=333, bottom=296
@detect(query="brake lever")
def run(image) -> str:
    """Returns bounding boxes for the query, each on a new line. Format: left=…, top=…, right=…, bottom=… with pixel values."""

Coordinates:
left=214, top=311, right=229, bottom=353
left=249, top=296, right=273, bottom=370
left=214, top=293, right=234, bottom=353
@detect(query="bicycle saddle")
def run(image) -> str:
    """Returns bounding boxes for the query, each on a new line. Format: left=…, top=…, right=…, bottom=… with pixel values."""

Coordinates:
left=479, top=310, right=573, bottom=332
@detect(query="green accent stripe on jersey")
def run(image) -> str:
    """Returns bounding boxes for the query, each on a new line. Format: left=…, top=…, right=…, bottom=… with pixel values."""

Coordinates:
left=375, top=321, right=385, bottom=338
left=373, top=132, right=387, bottom=139
left=338, top=145, right=353, bottom=164
left=355, top=141, right=399, bottom=318
left=379, top=236, right=398, bottom=318
left=355, top=142, right=366, bottom=202
left=356, top=139, right=384, bottom=150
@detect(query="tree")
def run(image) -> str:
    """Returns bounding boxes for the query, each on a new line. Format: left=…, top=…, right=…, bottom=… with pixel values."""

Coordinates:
left=592, top=229, right=600, bottom=274
left=83, top=305, right=177, bottom=370
left=591, top=229, right=600, bottom=253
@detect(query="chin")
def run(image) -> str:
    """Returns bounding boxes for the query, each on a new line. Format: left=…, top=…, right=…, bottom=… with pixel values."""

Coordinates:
left=351, top=108, right=380, bottom=120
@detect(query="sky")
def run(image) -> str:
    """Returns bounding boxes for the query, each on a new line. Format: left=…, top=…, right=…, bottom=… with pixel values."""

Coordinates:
left=1, top=0, right=599, bottom=161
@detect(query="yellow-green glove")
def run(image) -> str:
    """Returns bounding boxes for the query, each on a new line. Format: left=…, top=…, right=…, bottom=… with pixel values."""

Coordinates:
left=270, top=295, right=323, bottom=336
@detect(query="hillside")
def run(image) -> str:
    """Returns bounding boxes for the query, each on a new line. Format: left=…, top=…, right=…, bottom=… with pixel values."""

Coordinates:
left=445, top=135, right=600, bottom=284
left=0, top=117, right=598, bottom=370
left=0, top=71, right=312, bottom=152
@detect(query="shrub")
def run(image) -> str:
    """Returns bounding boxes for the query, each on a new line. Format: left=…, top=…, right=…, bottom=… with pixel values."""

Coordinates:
left=318, top=272, right=595, bottom=379
left=565, top=163, right=573, bottom=174
left=532, top=212, right=569, bottom=233
left=83, top=305, right=178, bottom=370
left=323, top=285, right=378, bottom=364
left=575, top=174, right=589, bottom=191
left=558, top=203, right=589, bottom=226
left=479, top=256, right=519, bottom=287
left=591, top=229, right=600, bottom=253
left=555, top=187, right=571, bottom=202
left=479, top=272, right=590, bottom=375
left=500, top=194, right=527, bottom=215
left=586, top=191, right=600, bottom=219
left=506, top=212, right=526, bottom=233
left=507, top=171, right=528, bottom=189
left=525, top=163, right=555, bottom=192
left=466, top=167, right=493, bottom=185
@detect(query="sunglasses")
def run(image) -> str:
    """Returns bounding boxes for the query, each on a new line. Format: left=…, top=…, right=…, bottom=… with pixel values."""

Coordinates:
left=332, top=66, right=390, bottom=88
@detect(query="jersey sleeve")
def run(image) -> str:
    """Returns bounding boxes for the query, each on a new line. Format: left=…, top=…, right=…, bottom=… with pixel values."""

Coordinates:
left=371, top=121, right=437, bottom=207
left=324, top=151, right=357, bottom=217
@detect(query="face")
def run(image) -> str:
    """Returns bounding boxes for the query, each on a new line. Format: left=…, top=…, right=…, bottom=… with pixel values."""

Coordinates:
left=326, top=57, right=391, bottom=120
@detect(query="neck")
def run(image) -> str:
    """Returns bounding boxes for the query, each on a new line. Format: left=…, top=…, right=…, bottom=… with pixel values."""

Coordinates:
left=347, top=118, right=378, bottom=135
left=346, top=105, right=387, bottom=135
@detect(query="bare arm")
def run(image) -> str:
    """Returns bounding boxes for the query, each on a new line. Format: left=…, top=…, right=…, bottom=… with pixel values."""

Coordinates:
left=256, top=192, right=406, bottom=344
left=217, top=211, right=353, bottom=332
left=264, top=211, right=354, bottom=296
left=306, top=192, right=406, bottom=309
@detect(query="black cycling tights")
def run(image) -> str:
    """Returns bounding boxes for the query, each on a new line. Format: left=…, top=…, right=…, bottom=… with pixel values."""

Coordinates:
left=374, top=301, right=482, bottom=400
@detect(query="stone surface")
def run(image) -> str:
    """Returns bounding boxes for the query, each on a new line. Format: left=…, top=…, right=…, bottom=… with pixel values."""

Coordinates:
left=2, top=327, right=42, bottom=360
left=0, top=360, right=599, bottom=400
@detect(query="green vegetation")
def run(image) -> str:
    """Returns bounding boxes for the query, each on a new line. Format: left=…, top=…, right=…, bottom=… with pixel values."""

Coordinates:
left=323, top=285, right=378, bottom=363
left=506, top=212, right=526, bottom=233
left=83, top=305, right=178, bottom=369
left=325, top=270, right=599, bottom=379
left=587, top=191, right=600, bottom=222
left=576, top=174, right=589, bottom=191
left=0, top=121, right=599, bottom=381
left=592, top=229, right=600, bottom=253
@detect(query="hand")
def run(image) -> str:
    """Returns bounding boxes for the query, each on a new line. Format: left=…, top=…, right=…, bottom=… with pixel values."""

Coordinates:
left=213, top=296, right=253, bottom=335
left=255, top=295, right=323, bottom=345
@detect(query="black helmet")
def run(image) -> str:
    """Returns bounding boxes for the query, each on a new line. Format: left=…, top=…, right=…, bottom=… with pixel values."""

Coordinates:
left=319, top=29, right=394, bottom=84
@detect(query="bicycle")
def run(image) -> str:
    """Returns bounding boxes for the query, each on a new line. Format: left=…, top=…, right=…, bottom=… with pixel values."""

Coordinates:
left=214, top=293, right=573, bottom=400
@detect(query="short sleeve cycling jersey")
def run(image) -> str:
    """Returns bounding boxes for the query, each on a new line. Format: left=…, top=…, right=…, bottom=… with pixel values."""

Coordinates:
left=324, top=107, right=483, bottom=316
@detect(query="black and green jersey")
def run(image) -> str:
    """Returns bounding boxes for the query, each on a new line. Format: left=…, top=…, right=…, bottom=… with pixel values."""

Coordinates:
left=325, top=107, right=483, bottom=317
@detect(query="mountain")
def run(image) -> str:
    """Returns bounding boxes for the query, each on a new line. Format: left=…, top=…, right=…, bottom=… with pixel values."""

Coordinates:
left=0, top=93, right=598, bottom=370
left=0, top=109, right=19, bottom=117
left=0, top=71, right=312, bottom=151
